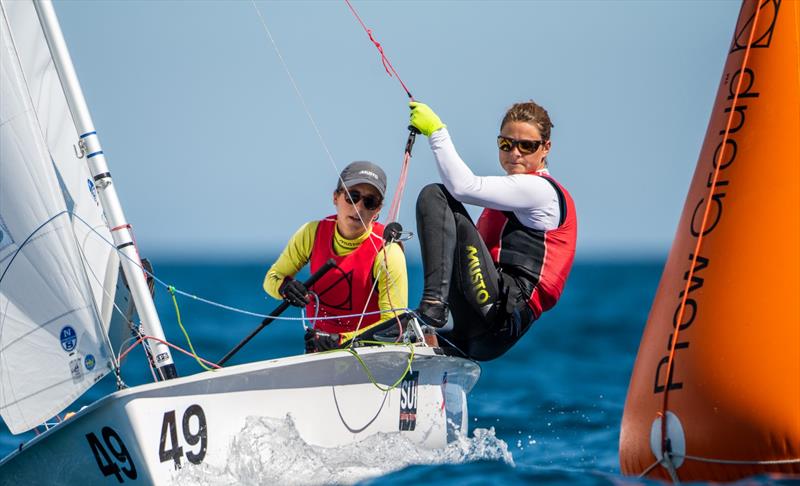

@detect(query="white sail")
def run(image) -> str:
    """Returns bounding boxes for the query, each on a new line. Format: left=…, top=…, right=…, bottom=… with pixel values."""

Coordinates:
left=2, top=0, right=120, bottom=328
left=0, top=1, right=115, bottom=434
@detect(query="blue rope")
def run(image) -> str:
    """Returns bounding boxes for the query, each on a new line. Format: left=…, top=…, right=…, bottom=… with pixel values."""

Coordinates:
left=65, top=212, right=411, bottom=321
left=0, top=210, right=69, bottom=284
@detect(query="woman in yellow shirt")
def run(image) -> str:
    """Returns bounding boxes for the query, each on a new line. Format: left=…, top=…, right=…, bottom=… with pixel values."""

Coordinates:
left=263, top=161, right=408, bottom=351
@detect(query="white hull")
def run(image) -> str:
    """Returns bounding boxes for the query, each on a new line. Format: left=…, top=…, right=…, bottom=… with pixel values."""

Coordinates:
left=0, top=346, right=479, bottom=484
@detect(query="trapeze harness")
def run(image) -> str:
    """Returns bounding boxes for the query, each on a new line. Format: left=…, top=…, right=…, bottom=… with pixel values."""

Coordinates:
left=306, top=216, right=385, bottom=334
left=476, top=173, right=577, bottom=319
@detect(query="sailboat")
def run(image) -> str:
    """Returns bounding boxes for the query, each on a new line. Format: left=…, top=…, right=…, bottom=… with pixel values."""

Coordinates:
left=0, top=1, right=479, bottom=483
left=620, top=0, right=799, bottom=482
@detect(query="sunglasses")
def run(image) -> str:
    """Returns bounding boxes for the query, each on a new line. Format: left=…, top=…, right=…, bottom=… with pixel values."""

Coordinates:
left=497, top=135, right=544, bottom=155
left=339, top=189, right=382, bottom=210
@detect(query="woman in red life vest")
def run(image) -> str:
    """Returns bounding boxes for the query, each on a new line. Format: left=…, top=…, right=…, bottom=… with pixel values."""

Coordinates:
left=408, top=101, right=577, bottom=361
left=263, top=161, right=408, bottom=351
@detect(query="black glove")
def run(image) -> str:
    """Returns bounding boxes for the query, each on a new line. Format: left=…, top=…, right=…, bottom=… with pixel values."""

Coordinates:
left=304, top=328, right=340, bottom=353
left=279, top=276, right=309, bottom=307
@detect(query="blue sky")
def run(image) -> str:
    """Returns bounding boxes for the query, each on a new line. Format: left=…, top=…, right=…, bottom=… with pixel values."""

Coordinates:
left=54, top=0, right=741, bottom=260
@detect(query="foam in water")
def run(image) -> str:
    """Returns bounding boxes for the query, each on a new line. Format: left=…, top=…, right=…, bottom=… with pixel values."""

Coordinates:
left=173, top=414, right=514, bottom=485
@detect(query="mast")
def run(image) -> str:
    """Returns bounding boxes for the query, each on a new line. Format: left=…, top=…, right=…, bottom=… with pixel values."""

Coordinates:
left=33, top=0, right=178, bottom=379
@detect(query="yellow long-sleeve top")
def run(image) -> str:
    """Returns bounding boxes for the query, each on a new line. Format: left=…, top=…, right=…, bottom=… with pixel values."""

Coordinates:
left=263, top=220, right=408, bottom=321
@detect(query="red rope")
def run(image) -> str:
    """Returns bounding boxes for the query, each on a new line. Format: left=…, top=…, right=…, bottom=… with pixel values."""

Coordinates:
left=387, top=149, right=411, bottom=222
left=343, top=0, right=416, bottom=333
left=118, top=335, right=221, bottom=370
left=344, top=0, right=414, bottom=100
left=109, top=223, right=150, bottom=279
left=344, top=0, right=420, bottom=225
left=658, top=0, right=763, bottom=459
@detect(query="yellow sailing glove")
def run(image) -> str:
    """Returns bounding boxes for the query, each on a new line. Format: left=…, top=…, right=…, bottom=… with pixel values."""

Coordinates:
left=409, top=101, right=446, bottom=137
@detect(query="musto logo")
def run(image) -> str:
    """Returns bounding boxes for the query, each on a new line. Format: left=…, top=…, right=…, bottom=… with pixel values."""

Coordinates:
left=399, top=371, right=419, bottom=431
left=466, top=245, right=490, bottom=304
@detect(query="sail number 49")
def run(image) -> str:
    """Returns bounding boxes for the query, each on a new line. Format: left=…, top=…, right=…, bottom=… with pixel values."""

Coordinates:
left=86, top=426, right=137, bottom=483
left=159, top=404, right=208, bottom=469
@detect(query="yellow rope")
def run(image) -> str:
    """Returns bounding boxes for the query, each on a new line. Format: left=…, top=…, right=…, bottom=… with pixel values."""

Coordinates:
left=317, top=340, right=415, bottom=392
left=169, top=281, right=413, bottom=384
left=168, top=285, right=215, bottom=372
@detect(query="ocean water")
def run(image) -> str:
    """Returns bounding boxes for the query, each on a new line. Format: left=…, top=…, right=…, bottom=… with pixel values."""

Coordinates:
left=0, top=258, right=791, bottom=484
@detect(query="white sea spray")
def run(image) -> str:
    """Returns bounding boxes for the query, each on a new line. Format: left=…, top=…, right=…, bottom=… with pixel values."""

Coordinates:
left=172, top=414, right=513, bottom=485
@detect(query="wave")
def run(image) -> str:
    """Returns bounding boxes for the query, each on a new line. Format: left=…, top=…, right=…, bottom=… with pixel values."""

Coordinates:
left=172, top=414, right=513, bottom=485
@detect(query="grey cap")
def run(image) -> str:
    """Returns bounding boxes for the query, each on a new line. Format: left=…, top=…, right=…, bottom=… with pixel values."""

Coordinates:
left=338, top=161, right=387, bottom=198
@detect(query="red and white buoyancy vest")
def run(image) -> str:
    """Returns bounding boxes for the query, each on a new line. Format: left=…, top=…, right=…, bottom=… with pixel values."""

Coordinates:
left=306, top=216, right=385, bottom=333
left=476, top=173, right=577, bottom=318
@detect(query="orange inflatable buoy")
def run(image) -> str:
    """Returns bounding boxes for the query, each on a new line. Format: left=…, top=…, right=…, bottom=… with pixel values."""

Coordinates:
left=620, top=0, right=799, bottom=482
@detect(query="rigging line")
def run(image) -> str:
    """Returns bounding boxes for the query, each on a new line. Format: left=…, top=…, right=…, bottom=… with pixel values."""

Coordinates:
left=380, top=241, right=405, bottom=335
left=72, top=224, right=156, bottom=376
left=118, top=335, right=220, bottom=370
left=0, top=210, right=68, bottom=284
left=344, top=0, right=414, bottom=100
left=659, top=0, right=764, bottom=459
left=678, top=455, right=800, bottom=465
left=73, top=229, right=122, bottom=370
left=249, top=1, right=377, bottom=250
left=315, top=341, right=415, bottom=392
left=250, top=1, right=338, bottom=174
left=325, top=5, right=418, bottom=330
left=345, top=342, right=414, bottom=392
left=113, top=325, right=159, bottom=381
left=350, top=264, right=381, bottom=336
left=386, top=149, right=411, bottom=222
left=373, top=241, right=404, bottom=342
left=1, top=213, right=144, bottom=376
left=3, top=0, right=136, bottom=340
left=301, top=291, right=321, bottom=329
left=432, top=329, right=471, bottom=360
left=344, top=0, right=418, bottom=226
left=168, top=285, right=215, bottom=372
left=637, top=459, right=662, bottom=478
left=345, top=231, right=406, bottom=348
left=70, top=211, right=414, bottom=321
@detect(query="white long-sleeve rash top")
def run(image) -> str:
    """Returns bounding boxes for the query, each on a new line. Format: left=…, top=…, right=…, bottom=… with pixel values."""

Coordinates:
left=429, top=128, right=560, bottom=231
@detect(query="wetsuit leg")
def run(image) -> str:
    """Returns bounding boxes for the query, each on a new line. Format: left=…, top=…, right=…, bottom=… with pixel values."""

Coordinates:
left=416, top=183, right=499, bottom=308
left=416, top=183, right=537, bottom=361
left=416, top=183, right=456, bottom=304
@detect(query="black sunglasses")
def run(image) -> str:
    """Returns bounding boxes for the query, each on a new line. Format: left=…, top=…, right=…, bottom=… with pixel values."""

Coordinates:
left=497, top=135, right=544, bottom=155
left=339, top=189, right=382, bottom=210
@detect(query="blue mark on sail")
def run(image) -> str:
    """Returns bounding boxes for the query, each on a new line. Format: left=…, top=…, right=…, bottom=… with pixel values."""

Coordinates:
left=87, top=179, right=98, bottom=204
left=60, top=326, right=77, bottom=352
left=50, top=157, right=75, bottom=218
left=84, top=354, right=96, bottom=371
left=0, top=218, right=11, bottom=254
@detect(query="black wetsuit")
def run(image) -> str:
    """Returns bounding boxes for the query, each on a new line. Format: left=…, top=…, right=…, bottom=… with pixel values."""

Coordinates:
left=416, top=184, right=535, bottom=361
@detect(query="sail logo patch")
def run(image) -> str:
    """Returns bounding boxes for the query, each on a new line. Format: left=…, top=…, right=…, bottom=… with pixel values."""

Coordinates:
left=85, top=354, right=96, bottom=371
left=60, top=326, right=77, bottom=352
left=399, top=371, right=419, bottom=431
left=69, top=357, right=83, bottom=382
